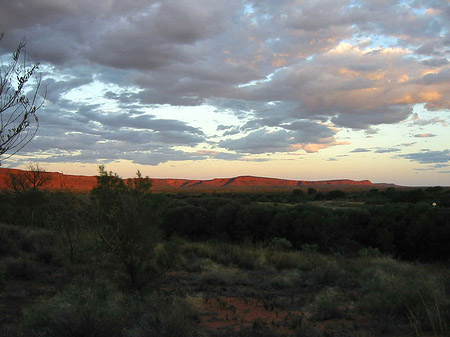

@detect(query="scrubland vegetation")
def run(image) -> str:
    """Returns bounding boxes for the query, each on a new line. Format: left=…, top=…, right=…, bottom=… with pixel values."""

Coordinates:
left=0, top=169, right=449, bottom=336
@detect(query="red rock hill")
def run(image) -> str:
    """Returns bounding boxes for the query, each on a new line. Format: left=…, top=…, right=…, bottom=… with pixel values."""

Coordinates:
left=0, top=167, right=378, bottom=192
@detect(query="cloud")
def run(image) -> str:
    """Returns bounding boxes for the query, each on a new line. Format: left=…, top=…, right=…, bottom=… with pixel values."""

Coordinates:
left=411, top=113, right=448, bottom=126
left=219, top=121, right=337, bottom=154
left=400, top=150, right=450, bottom=164
left=375, top=148, right=401, bottom=154
left=414, top=133, right=436, bottom=138
left=421, top=58, right=449, bottom=67
left=1, top=0, right=449, bottom=165
left=350, top=148, right=371, bottom=153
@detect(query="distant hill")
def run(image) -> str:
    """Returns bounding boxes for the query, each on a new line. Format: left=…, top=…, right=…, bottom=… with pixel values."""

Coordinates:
left=0, top=167, right=395, bottom=192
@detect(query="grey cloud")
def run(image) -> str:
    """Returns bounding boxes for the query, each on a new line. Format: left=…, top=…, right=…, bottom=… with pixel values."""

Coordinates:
left=400, top=150, right=450, bottom=164
left=217, top=125, right=234, bottom=131
left=421, top=58, right=449, bottom=67
left=350, top=148, right=371, bottom=153
left=1, top=0, right=449, bottom=165
left=223, top=128, right=241, bottom=136
left=220, top=122, right=336, bottom=154
left=432, top=163, right=449, bottom=169
left=219, top=129, right=292, bottom=154
left=43, top=77, right=93, bottom=103
left=75, top=107, right=204, bottom=135
left=375, top=148, right=401, bottom=153
left=281, top=121, right=335, bottom=143
left=420, top=68, right=450, bottom=85
left=411, top=115, right=447, bottom=126
left=331, top=106, right=412, bottom=129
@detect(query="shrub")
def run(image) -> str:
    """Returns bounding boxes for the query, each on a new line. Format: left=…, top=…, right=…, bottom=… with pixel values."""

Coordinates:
left=267, top=251, right=303, bottom=270
left=125, top=295, right=199, bottom=337
left=36, top=246, right=54, bottom=264
left=24, top=279, right=126, bottom=337
left=209, top=243, right=263, bottom=270
left=0, top=223, right=22, bottom=256
left=91, top=166, right=161, bottom=289
left=358, top=246, right=382, bottom=258
left=201, top=268, right=250, bottom=287
left=267, top=250, right=327, bottom=271
left=268, top=237, right=293, bottom=251
left=304, top=261, right=346, bottom=288
left=157, top=237, right=184, bottom=271
left=309, top=287, right=345, bottom=321
left=300, top=243, right=319, bottom=253
left=4, top=257, right=38, bottom=280
left=0, top=269, right=4, bottom=292
left=356, top=258, right=445, bottom=321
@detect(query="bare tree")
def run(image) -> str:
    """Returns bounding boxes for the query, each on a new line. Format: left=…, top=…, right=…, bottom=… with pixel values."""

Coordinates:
left=0, top=34, right=44, bottom=164
left=8, top=164, right=51, bottom=192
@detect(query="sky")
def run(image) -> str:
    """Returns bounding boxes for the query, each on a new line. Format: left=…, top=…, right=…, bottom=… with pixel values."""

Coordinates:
left=0, top=0, right=449, bottom=186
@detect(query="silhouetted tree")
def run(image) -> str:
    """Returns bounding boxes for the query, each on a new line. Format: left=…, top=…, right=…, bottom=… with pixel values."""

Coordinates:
left=0, top=35, right=44, bottom=163
left=91, top=166, right=160, bottom=289
left=7, top=164, right=51, bottom=192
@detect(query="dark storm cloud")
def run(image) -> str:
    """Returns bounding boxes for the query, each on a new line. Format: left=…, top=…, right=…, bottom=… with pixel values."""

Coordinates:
left=1, top=0, right=449, bottom=164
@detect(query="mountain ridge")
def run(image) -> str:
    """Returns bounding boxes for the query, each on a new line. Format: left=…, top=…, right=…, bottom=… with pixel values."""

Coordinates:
left=0, top=167, right=394, bottom=192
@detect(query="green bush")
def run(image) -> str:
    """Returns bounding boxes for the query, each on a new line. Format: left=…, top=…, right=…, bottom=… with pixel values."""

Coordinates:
left=24, top=279, right=199, bottom=337
left=24, top=279, right=126, bottom=337
left=157, top=237, right=184, bottom=271
left=304, top=261, right=347, bottom=288
left=0, top=269, right=4, bottom=292
left=0, top=223, right=22, bottom=256
left=267, top=250, right=327, bottom=271
left=268, top=237, right=293, bottom=251
left=357, top=258, right=445, bottom=321
left=309, top=287, right=345, bottom=321
left=266, top=251, right=303, bottom=270
left=91, top=166, right=161, bottom=289
left=4, top=257, right=38, bottom=280
left=209, top=243, right=263, bottom=270
left=300, top=243, right=319, bottom=253
left=201, top=269, right=250, bottom=286
left=125, top=295, right=199, bottom=337
left=358, top=246, right=382, bottom=258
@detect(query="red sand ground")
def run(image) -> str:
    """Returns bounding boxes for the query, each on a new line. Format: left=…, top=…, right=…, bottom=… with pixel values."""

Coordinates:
left=197, top=295, right=371, bottom=336
left=200, top=296, right=302, bottom=332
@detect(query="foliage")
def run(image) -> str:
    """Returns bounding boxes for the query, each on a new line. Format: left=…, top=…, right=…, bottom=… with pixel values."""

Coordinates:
left=4, top=256, right=39, bottom=280
left=24, top=279, right=126, bottom=337
left=268, top=237, right=293, bottom=251
left=125, top=295, right=199, bottom=337
left=47, top=193, right=88, bottom=266
left=309, top=287, right=345, bottom=320
left=91, top=165, right=161, bottom=289
left=356, top=257, right=445, bottom=320
left=0, top=268, right=4, bottom=292
left=6, top=164, right=51, bottom=192
left=0, top=35, right=44, bottom=163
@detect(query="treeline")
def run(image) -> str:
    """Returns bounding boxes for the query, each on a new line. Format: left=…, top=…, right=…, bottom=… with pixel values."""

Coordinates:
left=160, top=188, right=450, bottom=261
left=1, top=184, right=449, bottom=262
